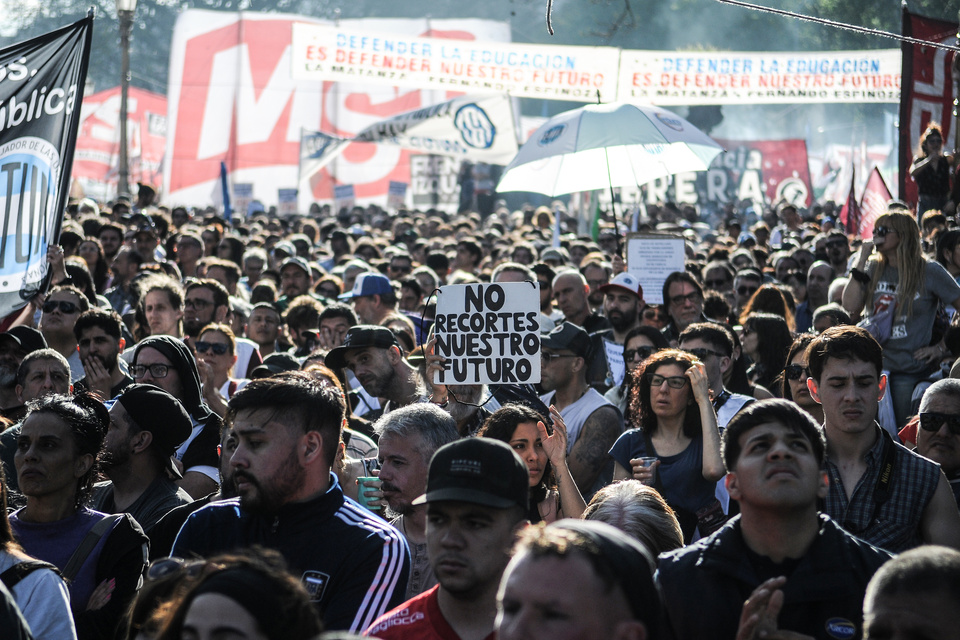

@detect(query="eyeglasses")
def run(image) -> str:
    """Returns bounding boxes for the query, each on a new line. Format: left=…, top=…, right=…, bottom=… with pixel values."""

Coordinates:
left=825, top=240, right=847, bottom=250
left=669, top=291, right=701, bottom=306
left=184, top=298, right=212, bottom=310
left=643, top=308, right=666, bottom=321
left=646, top=373, right=689, bottom=389
left=146, top=557, right=206, bottom=582
left=873, top=226, right=896, bottom=237
left=541, top=352, right=579, bottom=363
left=624, top=346, right=656, bottom=362
left=317, top=287, right=340, bottom=299
left=685, top=347, right=724, bottom=361
left=783, top=364, right=810, bottom=381
left=42, top=300, right=79, bottom=314
left=389, top=264, right=411, bottom=274
left=737, top=285, right=758, bottom=297
left=131, top=363, right=171, bottom=379
left=919, top=412, right=960, bottom=436
left=196, top=341, right=230, bottom=356
left=704, top=278, right=729, bottom=289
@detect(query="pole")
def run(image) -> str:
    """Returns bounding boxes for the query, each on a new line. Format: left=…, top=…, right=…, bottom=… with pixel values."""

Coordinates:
left=118, top=8, right=134, bottom=198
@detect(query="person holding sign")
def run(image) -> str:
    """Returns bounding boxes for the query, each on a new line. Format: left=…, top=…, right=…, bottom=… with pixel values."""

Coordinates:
left=538, top=323, right=623, bottom=499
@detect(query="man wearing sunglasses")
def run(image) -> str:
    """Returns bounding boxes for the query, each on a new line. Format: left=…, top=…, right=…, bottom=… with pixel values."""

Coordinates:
left=38, top=285, right=89, bottom=384
left=916, top=379, right=960, bottom=507
left=733, top=268, right=763, bottom=316
left=807, top=326, right=960, bottom=552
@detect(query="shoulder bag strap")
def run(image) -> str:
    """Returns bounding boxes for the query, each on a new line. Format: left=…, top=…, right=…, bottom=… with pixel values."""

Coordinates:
left=0, top=560, right=61, bottom=590
left=61, top=514, right=123, bottom=582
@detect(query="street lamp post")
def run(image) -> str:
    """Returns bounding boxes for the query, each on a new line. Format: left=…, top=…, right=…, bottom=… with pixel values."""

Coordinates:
left=117, top=0, right=138, bottom=198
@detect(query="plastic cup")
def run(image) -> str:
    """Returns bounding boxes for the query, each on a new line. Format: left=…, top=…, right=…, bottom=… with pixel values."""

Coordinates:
left=356, top=476, right=381, bottom=512
left=639, top=457, right=658, bottom=484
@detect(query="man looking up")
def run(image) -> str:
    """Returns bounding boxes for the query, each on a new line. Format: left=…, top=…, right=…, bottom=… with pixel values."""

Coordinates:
left=173, top=372, right=410, bottom=632
left=73, top=308, right=133, bottom=399
left=365, top=438, right=530, bottom=640
left=92, top=384, right=194, bottom=534
left=658, top=399, right=891, bottom=640
left=807, top=325, right=960, bottom=552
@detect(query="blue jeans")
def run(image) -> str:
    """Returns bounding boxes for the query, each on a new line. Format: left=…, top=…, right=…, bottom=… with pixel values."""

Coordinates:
left=887, top=370, right=930, bottom=431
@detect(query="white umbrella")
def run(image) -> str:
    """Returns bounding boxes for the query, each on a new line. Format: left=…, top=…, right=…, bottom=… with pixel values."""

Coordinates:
left=496, top=102, right=724, bottom=196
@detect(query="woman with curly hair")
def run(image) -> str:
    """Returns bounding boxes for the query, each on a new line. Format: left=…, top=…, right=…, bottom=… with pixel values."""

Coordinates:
left=609, top=349, right=725, bottom=542
left=740, top=312, right=793, bottom=396
left=843, top=209, right=960, bottom=426
left=478, top=403, right=586, bottom=524
left=10, top=393, right=149, bottom=640
left=151, top=548, right=322, bottom=640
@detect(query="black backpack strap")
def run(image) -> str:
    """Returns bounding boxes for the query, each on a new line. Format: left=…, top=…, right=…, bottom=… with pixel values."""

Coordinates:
left=0, top=560, right=61, bottom=590
left=62, top=514, right=123, bottom=582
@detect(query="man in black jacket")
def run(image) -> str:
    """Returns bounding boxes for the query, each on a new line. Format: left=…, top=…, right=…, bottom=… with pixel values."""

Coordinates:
left=172, top=372, right=410, bottom=632
left=657, top=399, right=891, bottom=640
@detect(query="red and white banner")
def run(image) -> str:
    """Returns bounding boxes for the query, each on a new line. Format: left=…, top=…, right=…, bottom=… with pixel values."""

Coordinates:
left=619, top=50, right=901, bottom=105
left=72, top=86, right=167, bottom=201
left=858, top=167, right=893, bottom=238
left=163, top=11, right=509, bottom=208
left=898, top=9, right=957, bottom=207
left=707, top=139, right=813, bottom=207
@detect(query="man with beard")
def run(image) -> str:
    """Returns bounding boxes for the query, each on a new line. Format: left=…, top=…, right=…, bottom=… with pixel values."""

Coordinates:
left=364, top=438, right=529, bottom=640
left=173, top=372, right=410, bottom=632
left=276, top=257, right=318, bottom=311
left=367, top=403, right=459, bottom=600
left=91, top=384, right=193, bottom=534
left=586, top=273, right=644, bottom=393
left=73, top=308, right=134, bottom=399
left=183, top=279, right=229, bottom=339
left=326, top=325, right=424, bottom=419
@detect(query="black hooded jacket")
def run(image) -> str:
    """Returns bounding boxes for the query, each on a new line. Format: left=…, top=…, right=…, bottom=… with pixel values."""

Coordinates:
left=133, top=336, right=221, bottom=475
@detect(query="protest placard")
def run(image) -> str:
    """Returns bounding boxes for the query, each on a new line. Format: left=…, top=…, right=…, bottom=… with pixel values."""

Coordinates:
left=278, top=188, right=298, bottom=215
left=626, top=233, right=686, bottom=305
left=433, top=282, right=540, bottom=385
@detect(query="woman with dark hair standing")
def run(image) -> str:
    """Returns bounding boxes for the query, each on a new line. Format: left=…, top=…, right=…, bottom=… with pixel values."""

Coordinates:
left=10, top=393, right=149, bottom=640
left=910, top=122, right=953, bottom=216
left=843, top=209, right=960, bottom=426
left=478, top=403, right=586, bottom=523
left=609, top=349, right=725, bottom=541
left=740, top=312, right=793, bottom=397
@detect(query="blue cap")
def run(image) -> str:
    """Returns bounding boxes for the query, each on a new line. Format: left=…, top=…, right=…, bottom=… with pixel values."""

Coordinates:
left=339, top=273, right=393, bottom=300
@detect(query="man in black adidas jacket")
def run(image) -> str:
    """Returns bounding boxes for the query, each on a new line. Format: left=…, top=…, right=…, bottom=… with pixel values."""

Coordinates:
left=172, top=372, right=410, bottom=632
left=657, top=399, right=891, bottom=640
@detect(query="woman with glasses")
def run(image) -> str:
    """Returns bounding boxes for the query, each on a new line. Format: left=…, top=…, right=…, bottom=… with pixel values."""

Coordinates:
left=609, top=349, right=725, bottom=542
left=740, top=312, right=792, bottom=397
left=780, top=334, right=822, bottom=425
left=10, top=393, right=148, bottom=640
left=843, top=210, right=960, bottom=427
left=131, top=336, right=222, bottom=500
left=604, top=326, right=669, bottom=419
left=196, top=324, right=248, bottom=418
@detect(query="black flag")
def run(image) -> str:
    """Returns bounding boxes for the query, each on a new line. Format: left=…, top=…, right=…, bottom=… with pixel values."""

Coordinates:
left=0, top=15, right=93, bottom=321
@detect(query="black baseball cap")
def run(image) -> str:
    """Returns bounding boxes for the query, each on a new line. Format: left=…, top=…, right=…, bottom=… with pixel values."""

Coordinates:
left=540, top=322, right=591, bottom=359
left=115, top=384, right=192, bottom=477
left=324, top=325, right=399, bottom=370
left=413, top=438, right=529, bottom=511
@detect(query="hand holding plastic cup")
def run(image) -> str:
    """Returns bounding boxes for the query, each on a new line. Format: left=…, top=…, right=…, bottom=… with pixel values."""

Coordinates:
left=630, top=456, right=659, bottom=485
left=356, top=476, right=383, bottom=512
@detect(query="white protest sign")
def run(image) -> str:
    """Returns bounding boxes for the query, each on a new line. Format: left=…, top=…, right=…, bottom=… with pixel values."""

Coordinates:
left=626, top=233, right=686, bottom=305
left=434, top=282, right=541, bottom=385
left=334, top=184, right=355, bottom=211
left=278, top=188, right=298, bottom=215
left=603, top=338, right=626, bottom=387
left=232, top=183, right=254, bottom=220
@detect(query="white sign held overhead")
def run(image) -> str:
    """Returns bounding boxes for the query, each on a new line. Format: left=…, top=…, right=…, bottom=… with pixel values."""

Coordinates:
left=291, top=23, right=621, bottom=102
left=434, top=282, right=541, bottom=385
left=626, top=233, right=686, bottom=305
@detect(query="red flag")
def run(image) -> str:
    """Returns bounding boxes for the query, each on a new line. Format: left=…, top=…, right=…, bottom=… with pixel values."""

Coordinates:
left=899, top=9, right=958, bottom=207
left=839, top=167, right=859, bottom=233
left=859, top=168, right=893, bottom=239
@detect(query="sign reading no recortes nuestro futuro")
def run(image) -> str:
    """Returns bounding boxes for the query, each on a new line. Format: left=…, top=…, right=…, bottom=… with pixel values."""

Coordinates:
left=291, top=23, right=621, bottom=102
left=433, top=282, right=541, bottom=386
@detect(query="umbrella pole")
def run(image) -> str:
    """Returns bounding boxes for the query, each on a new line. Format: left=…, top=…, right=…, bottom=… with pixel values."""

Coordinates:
left=604, top=147, right=623, bottom=258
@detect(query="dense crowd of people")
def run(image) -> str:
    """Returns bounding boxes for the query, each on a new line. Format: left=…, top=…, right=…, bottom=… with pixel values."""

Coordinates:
left=0, top=170, right=959, bottom=639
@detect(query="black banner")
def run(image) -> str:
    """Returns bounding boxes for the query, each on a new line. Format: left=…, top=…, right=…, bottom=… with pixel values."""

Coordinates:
left=0, top=15, right=93, bottom=320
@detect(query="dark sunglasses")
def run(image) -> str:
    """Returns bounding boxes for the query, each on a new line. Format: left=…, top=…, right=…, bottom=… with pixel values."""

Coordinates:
left=43, top=300, right=79, bottom=314
left=783, top=364, right=810, bottom=381
left=643, top=309, right=667, bottom=321
left=919, top=412, right=960, bottom=436
left=737, top=286, right=758, bottom=297
left=624, top=346, right=656, bottom=361
left=146, top=557, right=206, bottom=582
left=196, top=341, right=230, bottom=356
left=873, top=226, right=895, bottom=237
left=704, top=278, right=729, bottom=289
left=686, top=347, right=724, bottom=361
